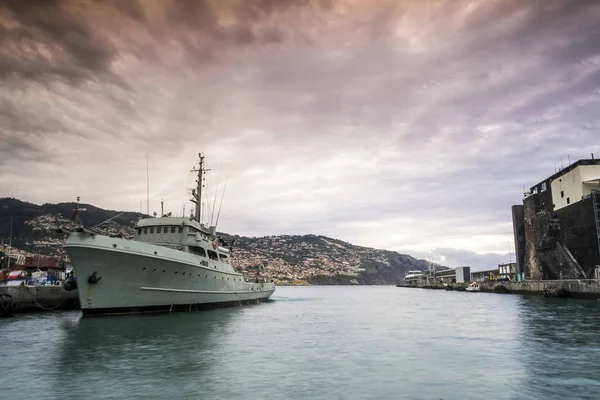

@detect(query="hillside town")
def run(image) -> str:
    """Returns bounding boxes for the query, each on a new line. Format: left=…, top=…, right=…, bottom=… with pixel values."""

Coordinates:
left=225, top=234, right=414, bottom=284
left=22, top=214, right=135, bottom=258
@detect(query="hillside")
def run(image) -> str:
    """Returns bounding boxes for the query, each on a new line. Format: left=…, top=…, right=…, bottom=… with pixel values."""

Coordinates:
left=0, top=197, right=144, bottom=253
left=0, top=197, right=442, bottom=284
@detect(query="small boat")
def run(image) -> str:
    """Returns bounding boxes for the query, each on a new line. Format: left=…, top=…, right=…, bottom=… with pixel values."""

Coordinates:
left=465, top=282, right=480, bottom=292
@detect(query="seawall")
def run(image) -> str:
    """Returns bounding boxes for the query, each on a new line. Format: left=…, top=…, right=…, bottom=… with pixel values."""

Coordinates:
left=397, top=280, right=600, bottom=299
left=0, top=285, right=79, bottom=313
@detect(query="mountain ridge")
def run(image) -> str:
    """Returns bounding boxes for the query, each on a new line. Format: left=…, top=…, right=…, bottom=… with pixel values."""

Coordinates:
left=0, top=197, right=445, bottom=284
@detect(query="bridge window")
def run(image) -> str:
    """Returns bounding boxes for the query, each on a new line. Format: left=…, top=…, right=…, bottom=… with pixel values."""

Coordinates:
left=150, top=227, right=154, bottom=234
left=191, top=247, right=207, bottom=258
left=220, top=254, right=228, bottom=263
left=144, top=228, right=148, bottom=234
left=171, top=226, right=176, bottom=233
left=207, top=250, right=219, bottom=261
left=137, top=229, right=141, bottom=235
left=156, top=226, right=161, bottom=233
left=178, top=226, right=183, bottom=233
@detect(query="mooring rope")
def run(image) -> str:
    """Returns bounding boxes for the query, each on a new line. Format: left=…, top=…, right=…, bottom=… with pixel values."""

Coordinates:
left=24, top=285, right=73, bottom=311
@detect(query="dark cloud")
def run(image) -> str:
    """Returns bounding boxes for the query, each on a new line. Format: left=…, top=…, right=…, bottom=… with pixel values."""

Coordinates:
left=105, top=0, right=147, bottom=22
left=166, top=0, right=217, bottom=32
left=0, top=0, right=119, bottom=83
left=0, top=132, right=46, bottom=165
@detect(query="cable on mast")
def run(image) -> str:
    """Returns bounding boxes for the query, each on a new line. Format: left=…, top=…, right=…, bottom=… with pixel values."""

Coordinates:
left=92, top=212, right=125, bottom=230
left=210, top=164, right=223, bottom=226
left=146, top=153, right=150, bottom=216
left=214, top=174, right=228, bottom=230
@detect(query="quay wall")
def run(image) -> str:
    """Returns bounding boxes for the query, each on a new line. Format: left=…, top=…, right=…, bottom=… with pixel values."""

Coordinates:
left=0, top=285, right=79, bottom=312
left=398, top=280, right=600, bottom=299
left=479, top=280, right=600, bottom=299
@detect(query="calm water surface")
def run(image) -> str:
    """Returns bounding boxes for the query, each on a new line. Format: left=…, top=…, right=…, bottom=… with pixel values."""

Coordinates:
left=2, top=286, right=600, bottom=399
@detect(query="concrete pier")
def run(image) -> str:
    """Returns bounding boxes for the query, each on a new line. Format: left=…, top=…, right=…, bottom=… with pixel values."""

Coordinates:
left=397, top=279, right=600, bottom=299
left=0, top=285, right=79, bottom=314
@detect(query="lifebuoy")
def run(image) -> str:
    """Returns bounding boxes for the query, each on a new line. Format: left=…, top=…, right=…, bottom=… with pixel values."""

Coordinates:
left=1, top=300, right=9, bottom=310
left=212, top=242, right=217, bottom=249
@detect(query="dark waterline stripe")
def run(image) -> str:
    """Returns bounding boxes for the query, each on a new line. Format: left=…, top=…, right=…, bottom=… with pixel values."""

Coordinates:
left=81, top=297, right=271, bottom=316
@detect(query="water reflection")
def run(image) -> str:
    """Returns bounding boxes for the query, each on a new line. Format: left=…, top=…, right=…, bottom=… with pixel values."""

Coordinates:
left=517, top=296, right=600, bottom=347
left=52, top=310, right=236, bottom=399
left=515, top=296, right=600, bottom=399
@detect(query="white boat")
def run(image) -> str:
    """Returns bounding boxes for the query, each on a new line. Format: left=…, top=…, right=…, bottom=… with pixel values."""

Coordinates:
left=61, top=153, right=275, bottom=315
left=465, top=282, right=480, bottom=292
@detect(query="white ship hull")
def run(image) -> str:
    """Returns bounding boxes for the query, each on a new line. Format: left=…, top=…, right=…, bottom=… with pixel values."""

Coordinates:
left=65, top=232, right=275, bottom=315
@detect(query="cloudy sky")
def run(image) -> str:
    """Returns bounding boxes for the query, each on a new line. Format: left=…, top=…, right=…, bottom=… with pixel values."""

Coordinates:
left=1, top=0, right=599, bottom=268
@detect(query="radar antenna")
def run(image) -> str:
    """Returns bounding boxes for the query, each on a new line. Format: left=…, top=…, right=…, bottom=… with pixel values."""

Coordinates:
left=190, top=153, right=210, bottom=222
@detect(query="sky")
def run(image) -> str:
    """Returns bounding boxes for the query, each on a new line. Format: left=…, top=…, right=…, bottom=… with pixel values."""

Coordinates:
left=1, top=0, right=600, bottom=269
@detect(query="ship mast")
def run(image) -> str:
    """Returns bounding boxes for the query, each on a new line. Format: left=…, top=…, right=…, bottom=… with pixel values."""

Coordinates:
left=190, top=153, right=209, bottom=222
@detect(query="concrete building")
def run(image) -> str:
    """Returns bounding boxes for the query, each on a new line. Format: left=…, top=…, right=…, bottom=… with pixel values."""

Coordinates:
left=402, top=270, right=425, bottom=284
left=455, top=266, right=471, bottom=283
left=471, top=268, right=500, bottom=282
left=512, top=158, right=600, bottom=280
left=404, top=266, right=471, bottom=284
left=498, top=263, right=516, bottom=280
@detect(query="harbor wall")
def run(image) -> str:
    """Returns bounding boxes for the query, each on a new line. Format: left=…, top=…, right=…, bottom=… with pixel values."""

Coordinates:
left=0, top=285, right=79, bottom=312
left=479, top=280, right=600, bottom=299
left=397, top=280, right=600, bottom=299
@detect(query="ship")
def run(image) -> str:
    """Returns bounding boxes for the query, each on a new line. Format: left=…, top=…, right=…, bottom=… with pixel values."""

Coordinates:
left=59, top=153, right=276, bottom=315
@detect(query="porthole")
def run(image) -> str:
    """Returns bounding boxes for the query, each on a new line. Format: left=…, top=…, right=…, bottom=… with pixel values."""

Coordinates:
left=142, top=267, right=146, bottom=271
left=205, top=275, right=208, bottom=278
left=112, top=244, right=117, bottom=248
left=154, top=251, right=157, bottom=255
left=162, top=270, right=166, bottom=273
left=153, top=269, right=156, bottom=272
left=174, top=271, right=178, bottom=274
left=214, top=276, right=216, bottom=279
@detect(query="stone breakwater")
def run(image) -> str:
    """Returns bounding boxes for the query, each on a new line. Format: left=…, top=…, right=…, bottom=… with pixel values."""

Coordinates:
left=0, top=285, right=79, bottom=314
left=397, top=280, right=600, bottom=299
